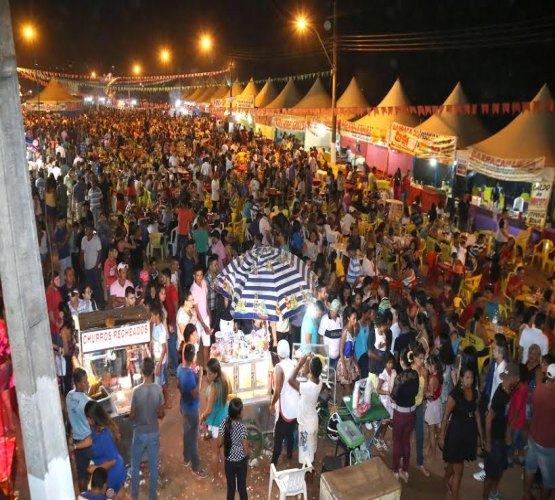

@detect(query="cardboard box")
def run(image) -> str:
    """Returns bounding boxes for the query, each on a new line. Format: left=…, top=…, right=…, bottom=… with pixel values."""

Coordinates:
left=320, top=457, right=401, bottom=500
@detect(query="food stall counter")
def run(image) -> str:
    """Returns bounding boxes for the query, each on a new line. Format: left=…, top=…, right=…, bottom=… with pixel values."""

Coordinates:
left=407, top=183, right=446, bottom=211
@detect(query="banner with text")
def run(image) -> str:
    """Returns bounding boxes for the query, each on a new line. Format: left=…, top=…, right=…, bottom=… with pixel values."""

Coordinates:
left=80, top=321, right=150, bottom=354
left=388, top=122, right=457, bottom=164
left=527, top=181, right=553, bottom=227
left=272, top=115, right=306, bottom=132
left=468, top=149, right=546, bottom=182
left=234, top=95, right=254, bottom=110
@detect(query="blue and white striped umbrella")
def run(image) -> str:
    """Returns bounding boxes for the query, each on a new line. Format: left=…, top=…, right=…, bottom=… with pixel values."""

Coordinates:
left=216, top=245, right=317, bottom=321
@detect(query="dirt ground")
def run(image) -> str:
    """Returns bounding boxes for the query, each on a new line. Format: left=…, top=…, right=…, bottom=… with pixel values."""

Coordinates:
left=136, top=377, right=526, bottom=500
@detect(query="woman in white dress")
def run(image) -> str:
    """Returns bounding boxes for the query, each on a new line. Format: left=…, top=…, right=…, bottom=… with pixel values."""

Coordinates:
left=375, top=353, right=397, bottom=450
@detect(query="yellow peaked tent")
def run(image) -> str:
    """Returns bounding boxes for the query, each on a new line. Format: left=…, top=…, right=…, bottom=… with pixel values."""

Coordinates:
left=25, top=79, right=82, bottom=112
left=237, top=78, right=258, bottom=98
left=211, top=84, right=231, bottom=100
left=294, top=77, right=331, bottom=109
left=231, top=78, right=244, bottom=97
left=356, top=78, right=417, bottom=134
left=265, top=78, right=302, bottom=109
left=337, top=76, right=368, bottom=109
left=255, top=78, right=279, bottom=108
left=471, top=84, right=555, bottom=167
left=417, top=82, right=488, bottom=148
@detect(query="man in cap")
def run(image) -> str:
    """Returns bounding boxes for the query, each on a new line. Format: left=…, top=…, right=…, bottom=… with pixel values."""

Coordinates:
left=318, top=299, right=344, bottom=370
left=482, top=362, right=520, bottom=500
left=523, top=363, right=555, bottom=500
left=110, top=262, right=134, bottom=308
left=269, top=340, right=299, bottom=465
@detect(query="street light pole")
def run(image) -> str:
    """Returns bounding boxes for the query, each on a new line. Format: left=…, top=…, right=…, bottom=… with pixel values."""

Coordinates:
left=296, top=1, right=338, bottom=164
left=228, top=60, right=233, bottom=132
left=331, top=0, right=338, bottom=165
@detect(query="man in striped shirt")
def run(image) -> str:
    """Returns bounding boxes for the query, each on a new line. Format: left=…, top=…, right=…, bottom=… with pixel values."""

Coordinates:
left=346, top=243, right=362, bottom=286
left=88, top=177, right=103, bottom=229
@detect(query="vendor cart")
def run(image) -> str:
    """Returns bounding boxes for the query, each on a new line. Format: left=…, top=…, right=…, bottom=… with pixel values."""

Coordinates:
left=76, top=306, right=151, bottom=464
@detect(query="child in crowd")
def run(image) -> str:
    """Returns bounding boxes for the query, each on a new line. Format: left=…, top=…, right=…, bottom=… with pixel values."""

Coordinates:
left=375, top=352, right=397, bottom=450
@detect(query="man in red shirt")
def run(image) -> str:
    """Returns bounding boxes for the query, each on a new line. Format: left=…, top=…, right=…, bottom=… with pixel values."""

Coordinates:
left=45, top=271, right=62, bottom=341
left=523, top=364, right=555, bottom=499
left=161, top=268, right=179, bottom=373
left=175, top=201, right=195, bottom=257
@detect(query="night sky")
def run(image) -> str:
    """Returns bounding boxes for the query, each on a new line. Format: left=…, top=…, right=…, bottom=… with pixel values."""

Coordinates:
left=9, top=0, right=555, bottom=130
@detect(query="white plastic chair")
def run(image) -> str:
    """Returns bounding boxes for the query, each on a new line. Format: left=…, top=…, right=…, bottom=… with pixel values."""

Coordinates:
left=268, top=460, right=312, bottom=500
left=167, top=227, right=178, bottom=256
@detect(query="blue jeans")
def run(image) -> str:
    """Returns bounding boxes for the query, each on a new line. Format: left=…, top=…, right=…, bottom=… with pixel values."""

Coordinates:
left=168, top=333, right=178, bottom=373
left=183, top=411, right=201, bottom=471
left=415, top=403, right=425, bottom=466
left=131, top=431, right=160, bottom=500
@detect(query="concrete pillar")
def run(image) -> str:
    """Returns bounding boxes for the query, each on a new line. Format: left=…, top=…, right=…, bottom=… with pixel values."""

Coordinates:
left=0, top=1, right=75, bottom=497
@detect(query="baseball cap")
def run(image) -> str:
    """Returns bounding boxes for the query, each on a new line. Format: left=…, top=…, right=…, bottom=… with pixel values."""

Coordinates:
left=330, top=298, right=341, bottom=312
left=70, top=289, right=80, bottom=297
left=117, top=262, right=128, bottom=271
left=500, top=362, right=519, bottom=380
left=547, top=363, right=555, bottom=380
left=277, top=339, right=290, bottom=359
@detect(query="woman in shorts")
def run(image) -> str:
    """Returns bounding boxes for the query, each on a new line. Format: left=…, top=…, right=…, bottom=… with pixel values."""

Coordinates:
left=201, top=358, right=230, bottom=482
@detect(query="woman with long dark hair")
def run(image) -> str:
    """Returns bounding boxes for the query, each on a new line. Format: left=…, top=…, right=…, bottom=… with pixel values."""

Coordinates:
left=201, top=358, right=230, bottom=482
left=218, top=397, right=250, bottom=500
left=391, top=347, right=419, bottom=482
left=439, top=365, right=483, bottom=500
left=74, top=401, right=126, bottom=495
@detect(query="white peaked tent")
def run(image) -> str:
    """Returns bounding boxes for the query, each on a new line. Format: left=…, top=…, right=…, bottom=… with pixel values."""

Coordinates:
left=471, top=84, right=555, bottom=167
left=293, top=77, right=331, bottom=109
left=265, top=78, right=302, bottom=109
left=255, top=78, right=279, bottom=108
left=417, top=82, right=488, bottom=148
left=356, top=78, right=418, bottom=134
left=337, top=76, right=368, bottom=109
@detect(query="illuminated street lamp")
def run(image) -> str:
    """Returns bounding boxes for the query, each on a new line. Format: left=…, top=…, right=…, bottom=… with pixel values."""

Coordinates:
left=294, top=6, right=338, bottom=164
left=132, top=63, right=142, bottom=76
left=199, top=34, right=213, bottom=52
left=22, top=23, right=36, bottom=42
left=90, top=71, right=97, bottom=79
left=159, top=48, right=171, bottom=65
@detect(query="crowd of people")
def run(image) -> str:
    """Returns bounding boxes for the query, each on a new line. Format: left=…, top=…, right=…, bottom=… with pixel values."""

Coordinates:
left=0, top=107, right=553, bottom=499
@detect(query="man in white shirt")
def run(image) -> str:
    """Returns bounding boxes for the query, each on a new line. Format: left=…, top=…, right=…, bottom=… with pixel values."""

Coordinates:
left=340, top=206, right=356, bottom=236
left=259, top=209, right=272, bottom=245
left=249, top=176, right=260, bottom=201
left=269, top=340, right=299, bottom=465
left=80, top=224, right=105, bottom=309
left=519, top=312, right=549, bottom=362
left=200, top=158, right=212, bottom=180
left=318, top=299, right=343, bottom=369
left=210, top=176, right=220, bottom=211
left=451, top=232, right=467, bottom=266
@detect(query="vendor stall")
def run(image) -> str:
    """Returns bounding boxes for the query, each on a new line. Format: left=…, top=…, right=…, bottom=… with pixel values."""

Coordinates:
left=407, top=182, right=446, bottom=211
left=77, top=306, right=151, bottom=464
